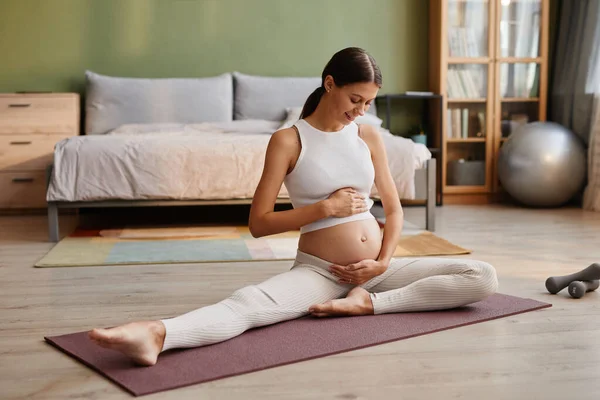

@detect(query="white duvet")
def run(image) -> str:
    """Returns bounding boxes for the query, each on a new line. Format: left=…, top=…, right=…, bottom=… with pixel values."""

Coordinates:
left=47, top=120, right=431, bottom=202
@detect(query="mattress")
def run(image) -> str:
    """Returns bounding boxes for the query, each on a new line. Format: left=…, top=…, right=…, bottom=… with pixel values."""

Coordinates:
left=47, top=120, right=431, bottom=202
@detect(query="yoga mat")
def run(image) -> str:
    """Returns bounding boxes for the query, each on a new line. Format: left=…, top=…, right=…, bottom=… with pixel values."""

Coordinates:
left=44, top=293, right=550, bottom=396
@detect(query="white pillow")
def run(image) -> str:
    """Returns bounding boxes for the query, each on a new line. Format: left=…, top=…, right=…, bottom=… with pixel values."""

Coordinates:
left=277, top=107, right=303, bottom=130
left=277, top=107, right=383, bottom=131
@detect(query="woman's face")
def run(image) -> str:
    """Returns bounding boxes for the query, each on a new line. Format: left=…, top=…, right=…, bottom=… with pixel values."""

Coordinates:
left=324, top=76, right=380, bottom=125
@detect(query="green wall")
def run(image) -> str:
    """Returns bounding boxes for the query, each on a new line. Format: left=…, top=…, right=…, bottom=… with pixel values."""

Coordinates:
left=0, top=0, right=429, bottom=134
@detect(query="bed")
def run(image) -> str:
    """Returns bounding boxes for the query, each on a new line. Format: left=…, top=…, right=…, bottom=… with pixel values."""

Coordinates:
left=46, top=71, right=436, bottom=242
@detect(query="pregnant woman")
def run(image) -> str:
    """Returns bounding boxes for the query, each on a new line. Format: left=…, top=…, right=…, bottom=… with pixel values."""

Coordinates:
left=89, top=47, right=498, bottom=366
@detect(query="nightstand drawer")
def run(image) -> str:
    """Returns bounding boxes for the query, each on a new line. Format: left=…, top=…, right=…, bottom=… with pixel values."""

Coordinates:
left=0, top=134, right=69, bottom=171
left=0, top=94, right=79, bottom=135
left=0, top=171, right=48, bottom=208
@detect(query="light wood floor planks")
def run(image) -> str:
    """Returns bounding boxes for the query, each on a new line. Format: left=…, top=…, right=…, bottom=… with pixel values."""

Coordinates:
left=1, top=204, right=600, bottom=400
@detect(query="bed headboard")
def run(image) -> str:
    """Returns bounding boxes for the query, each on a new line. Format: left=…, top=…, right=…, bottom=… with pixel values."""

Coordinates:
left=84, top=70, right=377, bottom=135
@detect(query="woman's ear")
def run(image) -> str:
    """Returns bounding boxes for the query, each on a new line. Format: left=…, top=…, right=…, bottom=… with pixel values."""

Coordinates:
left=323, top=75, right=335, bottom=93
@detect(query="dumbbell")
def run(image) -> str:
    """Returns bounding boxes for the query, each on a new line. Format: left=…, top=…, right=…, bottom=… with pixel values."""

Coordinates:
left=568, top=280, right=600, bottom=299
left=545, top=263, right=600, bottom=294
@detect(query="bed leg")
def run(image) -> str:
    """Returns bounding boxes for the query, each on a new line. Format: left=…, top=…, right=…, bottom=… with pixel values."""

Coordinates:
left=426, top=158, right=436, bottom=231
left=45, top=164, right=60, bottom=242
left=48, top=202, right=60, bottom=242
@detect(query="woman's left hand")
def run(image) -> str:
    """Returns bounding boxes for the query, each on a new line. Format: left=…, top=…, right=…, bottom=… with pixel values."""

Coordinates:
left=329, top=259, right=388, bottom=285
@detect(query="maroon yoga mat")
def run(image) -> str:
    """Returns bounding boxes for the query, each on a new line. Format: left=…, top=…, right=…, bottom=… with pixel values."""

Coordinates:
left=45, top=293, right=550, bottom=396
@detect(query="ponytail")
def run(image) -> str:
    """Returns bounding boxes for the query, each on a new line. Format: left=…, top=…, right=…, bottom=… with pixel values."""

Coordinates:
left=300, top=86, right=325, bottom=119
left=299, top=47, right=382, bottom=119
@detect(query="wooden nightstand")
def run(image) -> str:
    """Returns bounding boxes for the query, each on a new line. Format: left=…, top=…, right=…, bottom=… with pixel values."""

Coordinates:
left=0, top=93, right=80, bottom=210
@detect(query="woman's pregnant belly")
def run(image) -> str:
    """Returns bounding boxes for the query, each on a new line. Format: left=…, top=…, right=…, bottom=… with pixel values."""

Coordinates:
left=297, top=217, right=382, bottom=266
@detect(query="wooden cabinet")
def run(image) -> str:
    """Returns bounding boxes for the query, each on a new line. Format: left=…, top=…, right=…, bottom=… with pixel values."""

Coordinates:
left=0, top=93, right=79, bottom=209
left=429, top=0, right=549, bottom=203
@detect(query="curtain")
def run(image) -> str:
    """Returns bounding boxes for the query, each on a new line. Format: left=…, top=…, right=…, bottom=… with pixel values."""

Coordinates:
left=550, top=0, right=600, bottom=211
left=583, top=96, right=600, bottom=211
left=550, top=0, right=600, bottom=145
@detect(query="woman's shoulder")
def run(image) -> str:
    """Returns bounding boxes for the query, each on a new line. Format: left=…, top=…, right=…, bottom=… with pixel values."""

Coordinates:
left=357, top=123, right=381, bottom=141
left=268, top=126, right=301, bottom=152
left=357, top=123, right=385, bottom=154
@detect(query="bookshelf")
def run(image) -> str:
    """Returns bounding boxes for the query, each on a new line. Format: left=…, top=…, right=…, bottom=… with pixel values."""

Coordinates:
left=429, top=0, right=549, bottom=203
left=375, top=93, right=444, bottom=205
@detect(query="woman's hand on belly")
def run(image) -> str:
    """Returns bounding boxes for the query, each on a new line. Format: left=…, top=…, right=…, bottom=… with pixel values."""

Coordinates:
left=329, top=259, right=388, bottom=285
left=298, top=218, right=383, bottom=266
left=324, top=187, right=369, bottom=218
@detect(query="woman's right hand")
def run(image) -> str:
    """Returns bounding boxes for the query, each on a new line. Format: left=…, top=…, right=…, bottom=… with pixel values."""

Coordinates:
left=324, top=187, right=369, bottom=218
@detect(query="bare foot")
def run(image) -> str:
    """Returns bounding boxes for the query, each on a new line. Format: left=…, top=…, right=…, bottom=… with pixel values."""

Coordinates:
left=88, top=321, right=166, bottom=366
left=308, top=287, right=374, bottom=317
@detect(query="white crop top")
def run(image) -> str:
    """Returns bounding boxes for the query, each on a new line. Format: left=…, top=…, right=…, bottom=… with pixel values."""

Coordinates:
left=283, top=118, right=376, bottom=234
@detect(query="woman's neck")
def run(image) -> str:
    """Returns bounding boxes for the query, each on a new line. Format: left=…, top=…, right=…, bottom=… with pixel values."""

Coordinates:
left=305, top=100, right=344, bottom=132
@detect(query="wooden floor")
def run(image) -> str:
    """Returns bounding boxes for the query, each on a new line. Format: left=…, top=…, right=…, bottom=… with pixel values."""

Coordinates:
left=1, top=204, right=600, bottom=400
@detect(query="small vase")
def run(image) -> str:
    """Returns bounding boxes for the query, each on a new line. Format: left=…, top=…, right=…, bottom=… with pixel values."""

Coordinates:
left=411, top=134, right=427, bottom=145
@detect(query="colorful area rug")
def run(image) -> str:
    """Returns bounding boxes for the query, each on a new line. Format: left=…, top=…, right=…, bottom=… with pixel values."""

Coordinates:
left=35, top=224, right=471, bottom=268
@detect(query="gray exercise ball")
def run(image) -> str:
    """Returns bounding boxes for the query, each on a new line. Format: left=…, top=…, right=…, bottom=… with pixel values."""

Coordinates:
left=497, top=121, right=587, bottom=207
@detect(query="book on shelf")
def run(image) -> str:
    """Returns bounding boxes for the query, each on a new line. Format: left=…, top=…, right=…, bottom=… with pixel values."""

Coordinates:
left=448, top=27, right=481, bottom=57
left=447, top=1, right=487, bottom=58
left=461, top=109, right=469, bottom=139
left=446, top=108, right=486, bottom=139
left=447, top=2, right=487, bottom=99
left=447, top=67, right=485, bottom=99
left=500, top=4, right=541, bottom=97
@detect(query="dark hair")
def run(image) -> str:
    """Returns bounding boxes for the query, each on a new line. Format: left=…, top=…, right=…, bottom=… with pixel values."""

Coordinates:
left=300, top=47, right=382, bottom=119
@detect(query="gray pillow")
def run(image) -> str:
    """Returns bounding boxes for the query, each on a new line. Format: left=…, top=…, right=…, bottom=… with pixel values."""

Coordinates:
left=233, top=72, right=378, bottom=121
left=85, top=71, right=233, bottom=134
left=233, top=72, right=321, bottom=121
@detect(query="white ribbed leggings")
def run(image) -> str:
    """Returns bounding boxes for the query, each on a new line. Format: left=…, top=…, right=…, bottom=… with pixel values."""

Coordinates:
left=160, top=250, right=498, bottom=352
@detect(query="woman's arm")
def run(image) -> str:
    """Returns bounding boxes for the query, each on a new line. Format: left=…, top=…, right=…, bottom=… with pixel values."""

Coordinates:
left=360, top=124, right=404, bottom=267
left=249, top=129, right=330, bottom=238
